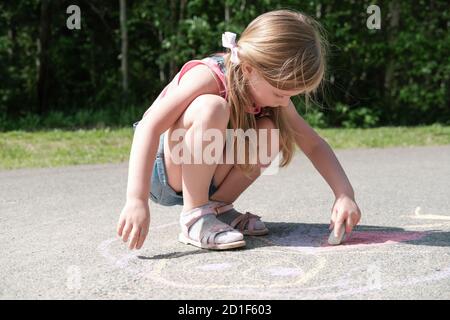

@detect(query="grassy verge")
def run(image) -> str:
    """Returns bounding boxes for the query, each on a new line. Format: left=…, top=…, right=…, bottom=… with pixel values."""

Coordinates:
left=0, top=128, right=132, bottom=170
left=0, top=124, right=449, bottom=170
left=317, top=124, right=450, bottom=149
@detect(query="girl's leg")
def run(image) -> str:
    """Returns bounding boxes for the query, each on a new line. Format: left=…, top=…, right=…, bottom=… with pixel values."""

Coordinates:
left=164, top=94, right=230, bottom=210
left=210, top=165, right=260, bottom=204
left=180, top=108, right=229, bottom=211
left=210, top=116, right=279, bottom=203
left=163, top=94, right=243, bottom=246
left=207, top=117, right=279, bottom=234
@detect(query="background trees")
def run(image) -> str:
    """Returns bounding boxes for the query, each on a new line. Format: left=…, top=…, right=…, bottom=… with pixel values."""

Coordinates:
left=0, top=0, right=448, bottom=131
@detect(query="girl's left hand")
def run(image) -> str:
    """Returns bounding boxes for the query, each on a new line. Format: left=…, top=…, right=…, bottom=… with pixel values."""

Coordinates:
left=329, top=195, right=361, bottom=237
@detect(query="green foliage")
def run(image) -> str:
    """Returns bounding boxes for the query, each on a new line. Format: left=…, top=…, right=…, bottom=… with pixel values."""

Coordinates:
left=0, top=0, right=448, bottom=131
left=303, top=108, right=328, bottom=129
left=17, top=113, right=41, bottom=131
left=334, top=103, right=381, bottom=129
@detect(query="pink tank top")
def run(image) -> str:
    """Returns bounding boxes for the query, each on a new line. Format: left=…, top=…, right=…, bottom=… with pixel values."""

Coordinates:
left=145, top=52, right=270, bottom=119
left=150, top=53, right=228, bottom=108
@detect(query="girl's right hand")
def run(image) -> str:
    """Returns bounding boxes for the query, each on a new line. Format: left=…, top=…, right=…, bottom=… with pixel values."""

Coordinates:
left=117, top=198, right=150, bottom=250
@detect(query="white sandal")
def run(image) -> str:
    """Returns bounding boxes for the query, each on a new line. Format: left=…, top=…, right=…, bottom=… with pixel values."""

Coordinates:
left=178, top=203, right=246, bottom=250
left=210, top=201, right=269, bottom=236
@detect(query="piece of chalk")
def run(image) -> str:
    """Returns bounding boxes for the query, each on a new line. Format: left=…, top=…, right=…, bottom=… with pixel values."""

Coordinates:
left=328, top=227, right=346, bottom=245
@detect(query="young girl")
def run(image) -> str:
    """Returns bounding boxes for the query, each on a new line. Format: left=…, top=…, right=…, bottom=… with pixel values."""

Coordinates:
left=117, top=9, right=362, bottom=250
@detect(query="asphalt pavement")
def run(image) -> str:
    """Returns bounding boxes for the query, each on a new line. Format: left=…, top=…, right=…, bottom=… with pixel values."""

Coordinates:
left=1, top=145, right=449, bottom=299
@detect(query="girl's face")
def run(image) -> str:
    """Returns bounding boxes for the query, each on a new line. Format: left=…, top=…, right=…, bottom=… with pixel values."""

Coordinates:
left=243, top=64, right=304, bottom=109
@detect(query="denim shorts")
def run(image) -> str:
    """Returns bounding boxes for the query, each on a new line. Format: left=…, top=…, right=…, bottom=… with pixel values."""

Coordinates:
left=133, top=121, right=218, bottom=206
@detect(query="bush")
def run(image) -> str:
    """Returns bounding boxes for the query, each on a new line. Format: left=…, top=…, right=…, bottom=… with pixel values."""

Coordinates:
left=17, top=113, right=41, bottom=131
left=303, top=107, right=328, bottom=128
left=334, top=103, right=380, bottom=129
left=42, top=111, right=72, bottom=129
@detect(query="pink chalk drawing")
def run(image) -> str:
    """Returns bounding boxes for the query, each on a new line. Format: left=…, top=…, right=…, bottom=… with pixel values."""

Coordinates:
left=96, top=225, right=448, bottom=298
left=263, top=225, right=429, bottom=253
left=320, top=231, right=427, bottom=248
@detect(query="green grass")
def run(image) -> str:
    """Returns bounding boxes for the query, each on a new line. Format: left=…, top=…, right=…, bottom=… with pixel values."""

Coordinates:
left=0, top=128, right=132, bottom=170
left=317, top=124, right=450, bottom=149
left=0, top=124, right=449, bottom=170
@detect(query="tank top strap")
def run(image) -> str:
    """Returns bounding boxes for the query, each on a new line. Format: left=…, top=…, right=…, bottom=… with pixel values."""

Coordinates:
left=208, top=54, right=226, bottom=76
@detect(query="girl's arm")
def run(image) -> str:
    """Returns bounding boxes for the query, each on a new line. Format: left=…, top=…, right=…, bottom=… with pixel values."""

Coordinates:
left=285, top=100, right=354, bottom=198
left=118, top=64, right=222, bottom=250
left=126, top=64, right=221, bottom=201
left=285, top=100, right=361, bottom=233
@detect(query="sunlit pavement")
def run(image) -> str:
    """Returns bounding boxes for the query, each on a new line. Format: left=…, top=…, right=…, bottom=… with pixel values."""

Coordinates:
left=1, top=145, right=449, bottom=299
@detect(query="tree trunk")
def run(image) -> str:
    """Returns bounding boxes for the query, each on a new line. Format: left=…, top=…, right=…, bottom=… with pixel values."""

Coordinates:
left=37, top=0, right=51, bottom=115
left=169, top=0, right=176, bottom=79
left=8, top=19, right=17, bottom=59
left=175, top=0, right=187, bottom=58
left=158, top=29, right=166, bottom=83
left=120, top=0, right=128, bottom=100
left=225, top=2, right=230, bottom=22
left=384, top=2, right=400, bottom=95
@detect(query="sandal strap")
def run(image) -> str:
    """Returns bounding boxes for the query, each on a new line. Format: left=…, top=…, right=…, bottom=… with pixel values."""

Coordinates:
left=200, top=224, right=234, bottom=245
left=230, top=212, right=261, bottom=232
left=213, top=202, right=234, bottom=215
left=210, top=201, right=263, bottom=232
left=180, top=203, right=216, bottom=237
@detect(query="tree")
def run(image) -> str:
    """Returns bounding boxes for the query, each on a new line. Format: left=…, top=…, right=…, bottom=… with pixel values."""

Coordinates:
left=120, top=0, right=129, bottom=103
left=37, top=0, right=51, bottom=115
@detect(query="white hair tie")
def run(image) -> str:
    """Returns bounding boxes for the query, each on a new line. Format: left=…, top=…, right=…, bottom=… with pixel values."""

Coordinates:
left=222, top=32, right=240, bottom=64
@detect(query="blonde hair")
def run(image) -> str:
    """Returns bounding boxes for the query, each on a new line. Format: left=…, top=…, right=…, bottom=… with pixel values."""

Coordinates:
left=223, top=9, right=328, bottom=176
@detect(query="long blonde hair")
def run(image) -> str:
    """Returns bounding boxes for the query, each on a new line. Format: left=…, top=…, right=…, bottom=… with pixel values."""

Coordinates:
left=223, top=9, right=328, bottom=176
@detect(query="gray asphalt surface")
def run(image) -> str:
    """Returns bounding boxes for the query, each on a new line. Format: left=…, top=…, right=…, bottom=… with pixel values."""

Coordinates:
left=1, top=145, right=450, bottom=300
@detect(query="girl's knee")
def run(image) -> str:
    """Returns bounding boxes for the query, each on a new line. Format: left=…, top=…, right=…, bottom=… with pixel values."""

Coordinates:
left=190, top=94, right=230, bottom=127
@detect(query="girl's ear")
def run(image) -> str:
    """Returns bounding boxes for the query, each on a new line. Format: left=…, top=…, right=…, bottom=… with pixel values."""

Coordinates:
left=241, top=63, right=253, bottom=78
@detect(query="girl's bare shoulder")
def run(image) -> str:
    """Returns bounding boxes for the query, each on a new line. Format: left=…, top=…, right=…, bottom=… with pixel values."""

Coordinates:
left=178, top=63, right=222, bottom=97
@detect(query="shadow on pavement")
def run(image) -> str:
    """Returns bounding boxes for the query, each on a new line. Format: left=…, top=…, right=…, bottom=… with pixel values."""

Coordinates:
left=136, top=223, right=450, bottom=260
left=243, top=222, right=450, bottom=250
left=137, top=249, right=209, bottom=260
